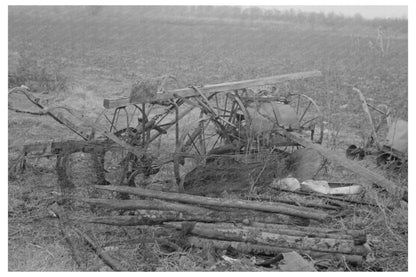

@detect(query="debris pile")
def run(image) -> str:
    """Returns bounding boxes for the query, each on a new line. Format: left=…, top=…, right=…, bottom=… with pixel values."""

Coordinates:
left=8, top=72, right=407, bottom=271
left=68, top=185, right=371, bottom=266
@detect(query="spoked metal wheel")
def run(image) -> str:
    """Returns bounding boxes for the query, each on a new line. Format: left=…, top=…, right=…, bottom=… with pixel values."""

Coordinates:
left=180, top=90, right=250, bottom=162
left=95, top=104, right=156, bottom=187
left=287, top=93, right=324, bottom=144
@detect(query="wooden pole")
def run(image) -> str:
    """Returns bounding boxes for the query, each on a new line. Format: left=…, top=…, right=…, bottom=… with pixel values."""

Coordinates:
left=193, top=222, right=366, bottom=244
left=187, top=236, right=364, bottom=265
left=103, top=71, right=322, bottom=108
left=247, top=195, right=341, bottom=210
left=166, top=222, right=368, bottom=255
left=79, top=198, right=211, bottom=214
left=72, top=227, right=126, bottom=271
left=77, top=209, right=310, bottom=226
left=94, top=185, right=330, bottom=221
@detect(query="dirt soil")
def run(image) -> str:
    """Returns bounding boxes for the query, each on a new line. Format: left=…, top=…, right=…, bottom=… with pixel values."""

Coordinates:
left=183, top=148, right=325, bottom=196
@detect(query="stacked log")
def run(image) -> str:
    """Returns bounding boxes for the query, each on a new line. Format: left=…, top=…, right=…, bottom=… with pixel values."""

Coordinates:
left=79, top=185, right=369, bottom=265
left=93, top=185, right=330, bottom=221
left=164, top=222, right=367, bottom=255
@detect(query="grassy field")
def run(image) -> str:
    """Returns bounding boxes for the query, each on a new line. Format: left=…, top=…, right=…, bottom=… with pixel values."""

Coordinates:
left=8, top=7, right=407, bottom=271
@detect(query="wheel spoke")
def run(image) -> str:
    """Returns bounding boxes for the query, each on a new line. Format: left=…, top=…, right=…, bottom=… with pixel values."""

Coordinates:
left=188, top=134, right=201, bottom=155
left=301, top=116, right=319, bottom=128
left=296, top=94, right=301, bottom=115
left=288, top=93, right=324, bottom=144
left=299, top=101, right=312, bottom=123
left=210, top=134, right=221, bottom=151
left=199, top=113, right=206, bottom=155
left=223, top=94, right=229, bottom=117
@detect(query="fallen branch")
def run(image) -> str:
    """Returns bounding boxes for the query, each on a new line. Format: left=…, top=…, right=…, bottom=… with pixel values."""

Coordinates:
left=247, top=195, right=341, bottom=210
left=72, top=227, right=126, bottom=272
left=276, top=188, right=377, bottom=207
left=94, top=185, right=330, bottom=222
left=198, top=222, right=366, bottom=245
left=79, top=198, right=310, bottom=226
left=79, top=198, right=211, bottom=214
left=249, top=222, right=366, bottom=238
left=76, top=209, right=310, bottom=226
left=49, top=204, right=85, bottom=269
left=9, top=86, right=90, bottom=140
left=166, top=222, right=368, bottom=256
left=187, top=236, right=363, bottom=266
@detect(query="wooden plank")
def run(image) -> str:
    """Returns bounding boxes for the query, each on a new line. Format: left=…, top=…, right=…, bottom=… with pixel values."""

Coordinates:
left=278, top=130, right=404, bottom=198
left=103, top=71, right=322, bottom=109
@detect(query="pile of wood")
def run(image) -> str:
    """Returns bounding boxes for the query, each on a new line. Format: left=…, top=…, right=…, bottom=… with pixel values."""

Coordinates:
left=73, top=185, right=369, bottom=265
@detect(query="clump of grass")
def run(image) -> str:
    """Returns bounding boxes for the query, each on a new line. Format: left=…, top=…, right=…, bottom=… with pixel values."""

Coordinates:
left=8, top=52, right=68, bottom=92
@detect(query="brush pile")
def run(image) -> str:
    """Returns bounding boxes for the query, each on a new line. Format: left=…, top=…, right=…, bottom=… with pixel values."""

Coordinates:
left=65, top=184, right=371, bottom=267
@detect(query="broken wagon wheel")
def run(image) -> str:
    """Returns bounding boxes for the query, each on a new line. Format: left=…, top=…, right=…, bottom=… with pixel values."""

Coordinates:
left=286, top=93, right=324, bottom=144
left=182, top=91, right=250, bottom=164
left=95, top=105, right=150, bottom=188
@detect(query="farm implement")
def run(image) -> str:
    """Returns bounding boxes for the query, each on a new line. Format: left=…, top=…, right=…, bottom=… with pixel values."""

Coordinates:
left=345, top=87, right=408, bottom=171
left=8, top=71, right=406, bottom=270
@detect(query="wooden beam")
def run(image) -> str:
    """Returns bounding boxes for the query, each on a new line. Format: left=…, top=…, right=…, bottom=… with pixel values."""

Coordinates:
left=103, top=71, right=322, bottom=109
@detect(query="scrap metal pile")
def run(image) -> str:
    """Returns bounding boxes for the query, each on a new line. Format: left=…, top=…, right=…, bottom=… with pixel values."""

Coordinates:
left=8, top=71, right=407, bottom=270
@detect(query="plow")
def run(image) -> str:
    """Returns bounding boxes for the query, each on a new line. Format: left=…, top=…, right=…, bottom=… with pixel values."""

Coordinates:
left=8, top=71, right=407, bottom=270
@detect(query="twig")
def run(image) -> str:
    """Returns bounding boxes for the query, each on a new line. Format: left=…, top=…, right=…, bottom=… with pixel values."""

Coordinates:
left=29, top=243, right=55, bottom=258
left=371, top=194, right=407, bottom=249
left=8, top=106, right=48, bottom=115
left=49, top=204, right=85, bottom=268
left=249, top=147, right=275, bottom=193
left=275, top=188, right=377, bottom=207
left=72, top=227, right=126, bottom=271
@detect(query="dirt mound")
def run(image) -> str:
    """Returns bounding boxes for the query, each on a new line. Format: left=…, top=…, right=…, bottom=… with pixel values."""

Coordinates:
left=183, top=148, right=325, bottom=197
left=183, top=152, right=289, bottom=196
left=285, top=148, right=324, bottom=182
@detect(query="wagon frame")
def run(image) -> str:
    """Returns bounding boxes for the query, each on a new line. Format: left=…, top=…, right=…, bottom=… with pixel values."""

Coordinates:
left=8, top=70, right=405, bottom=199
